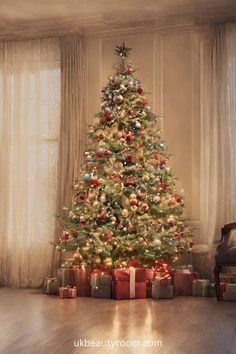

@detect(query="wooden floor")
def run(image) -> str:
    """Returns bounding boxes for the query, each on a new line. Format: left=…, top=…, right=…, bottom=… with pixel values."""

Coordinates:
left=0, top=288, right=236, bottom=354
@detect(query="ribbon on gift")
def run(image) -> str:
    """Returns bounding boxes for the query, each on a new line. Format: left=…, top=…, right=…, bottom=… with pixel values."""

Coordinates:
left=129, top=267, right=136, bottom=299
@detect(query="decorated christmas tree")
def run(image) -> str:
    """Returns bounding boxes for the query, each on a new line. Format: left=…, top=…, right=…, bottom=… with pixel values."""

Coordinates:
left=56, top=44, right=192, bottom=269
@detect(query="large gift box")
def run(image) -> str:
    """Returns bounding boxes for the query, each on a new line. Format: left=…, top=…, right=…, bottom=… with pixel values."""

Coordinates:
left=174, top=272, right=199, bottom=295
left=74, top=267, right=91, bottom=297
left=90, top=272, right=112, bottom=298
left=59, top=286, right=77, bottom=299
left=43, top=276, right=59, bottom=295
left=192, top=279, right=209, bottom=296
left=152, top=277, right=173, bottom=299
left=112, top=268, right=146, bottom=300
left=57, top=268, right=76, bottom=287
left=223, top=284, right=236, bottom=300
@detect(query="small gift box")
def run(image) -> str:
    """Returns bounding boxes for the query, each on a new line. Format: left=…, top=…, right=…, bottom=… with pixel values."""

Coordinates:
left=90, top=273, right=112, bottom=298
left=74, top=266, right=91, bottom=297
left=174, top=272, right=199, bottom=295
left=146, top=269, right=155, bottom=298
left=192, top=279, right=209, bottom=296
left=57, top=268, right=76, bottom=287
left=207, top=283, right=216, bottom=297
left=59, top=286, right=77, bottom=299
left=112, top=267, right=146, bottom=300
left=43, top=276, right=58, bottom=295
left=223, top=283, right=236, bottom=300
left=152, top=283, right=174, bottom=299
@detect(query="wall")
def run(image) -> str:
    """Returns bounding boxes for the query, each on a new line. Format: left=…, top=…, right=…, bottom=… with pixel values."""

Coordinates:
left=85, top=26, right=211, bottom=243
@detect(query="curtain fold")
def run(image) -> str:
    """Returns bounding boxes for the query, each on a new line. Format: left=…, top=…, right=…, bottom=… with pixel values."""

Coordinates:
left=200, top=23, right=236, bottom=246
left=0, top=38, right=60, bottom=287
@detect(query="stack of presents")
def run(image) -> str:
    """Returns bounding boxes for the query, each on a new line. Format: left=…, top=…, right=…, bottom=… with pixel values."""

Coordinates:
left=43, top=260, right=236, bottom=300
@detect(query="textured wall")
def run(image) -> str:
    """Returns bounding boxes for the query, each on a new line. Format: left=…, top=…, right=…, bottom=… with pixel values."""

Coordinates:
left=85, top=26, right=211, bottom=243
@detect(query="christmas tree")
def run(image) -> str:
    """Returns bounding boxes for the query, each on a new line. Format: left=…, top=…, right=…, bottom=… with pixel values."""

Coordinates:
left=56, top=44, right=191, bottom=269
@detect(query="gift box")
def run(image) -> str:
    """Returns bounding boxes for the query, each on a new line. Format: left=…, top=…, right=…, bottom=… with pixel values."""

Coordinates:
left=174, top=272, right=199, bottom=295
left=207, top=283, right=216, bottom=297
left=74, top=267, right=91, bottom=286
left=90, top=273, right=112, bottom=298
left=74, top=266, right=91, bottom=297
left=192, top=279, right=209, bottom=296
left=146, top=282, right=153, bottom=298
left=59, top=286, right=77, bottom=299
left=57, top=268, right=76, bottom=287
left=77, top=286, right=91, bottom=297
left=112, top=268, right=146, bottom=300
left=220, top=275, right=233, bottom=283
left=43, top=276, right=58, bottom=295
left=152, top=283, right=174, bottom=299
left=223, top=283, right=236, bottom=300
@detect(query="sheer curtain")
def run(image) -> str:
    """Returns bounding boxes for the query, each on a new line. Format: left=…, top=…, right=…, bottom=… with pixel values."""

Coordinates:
left=200, top=23, right=236, bottom=246
left=0, top=38, right=60, bottom=287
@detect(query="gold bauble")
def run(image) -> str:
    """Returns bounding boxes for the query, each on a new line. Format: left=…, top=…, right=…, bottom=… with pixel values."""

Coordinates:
left=96, top=248, right=103, bottom=254
left=121, top=209, right=129, bottom=218
left=92, top=201, right=100, bottom=208
left=100, top=195, right=107, bottom=203
left=129, top=193, right=137, bottom=199
left=95, top=256, right=101, bottom=264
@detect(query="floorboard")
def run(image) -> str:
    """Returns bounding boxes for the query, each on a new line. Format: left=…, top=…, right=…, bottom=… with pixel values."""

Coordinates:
left=0, top=288, right=236, bottom=354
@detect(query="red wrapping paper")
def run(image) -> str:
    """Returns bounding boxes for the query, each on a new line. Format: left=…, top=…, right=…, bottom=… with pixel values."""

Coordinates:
left=112, top=268, right=146, bottom=299
left=174, top=272, right=199, bottom=295
left=220, top=282, right=227, bottom=300
left=112, top=281, right=146, bottom=300
left=112, top=268, right=146, bottom=282
left=146, top=269, right=155, bottom=281
left=74, top=267, right=91, bottom=286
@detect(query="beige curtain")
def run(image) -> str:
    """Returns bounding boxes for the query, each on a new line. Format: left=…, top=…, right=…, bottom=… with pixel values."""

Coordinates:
left=58, top=35, right=86, bottom=212
left=0, top=38, right=60, bottom=287
left=200, top=23, right=236, bottom=246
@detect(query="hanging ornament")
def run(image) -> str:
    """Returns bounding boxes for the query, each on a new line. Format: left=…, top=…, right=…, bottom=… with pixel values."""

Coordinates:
left=135, top=121, right=141, bottom=129
left=137, top=87, right=144, bottom=94
left=153, top=195, right=161, bottom=203
left=121, top=209, right=129, bottom=218
left=124, top=66, right=132, bottom=74
left=153, top=239, right=161, bottom=246
left=115, top=95, right=124, bottom=104
left=83, top=173, right=91, bottom=181
left=95, top=256, right=102, bottom=264
left=100, top=195, right=107, bottom=203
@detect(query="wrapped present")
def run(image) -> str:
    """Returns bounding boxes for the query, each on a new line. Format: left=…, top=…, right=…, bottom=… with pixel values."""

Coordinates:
left=223, top=283, right=236, bottom=300
left=152, top=283, right=174, bottom=299
left=112, top=267, right=146, bottom=300
left=59, top=286, right=77, bottom=299
left=174, top=272, right=199, bottom=295
left=57, top=268, right=76, bottom=287
left=207, top=283, right=216, bottom=297
left=175, top=265, right=193, bottom=274
left=220, top=275, right=233, bottom=283
left=90, top=273, right=112, bottom=298
left=192, top=279, right=209, bottom=296
left=43, top=276, right=58, bottom=295
left=61, top=258, right=74, bottom=268
left=146, top=282, right=153, bottom=298
left=74, top=266, right=91, bottom=286
left=90, top=273, right=112, bottom=287
left=77, top=285, right=91, bottom=297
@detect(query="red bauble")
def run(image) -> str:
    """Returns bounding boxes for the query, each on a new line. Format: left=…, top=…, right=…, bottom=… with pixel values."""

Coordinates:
left=106, top=234, right=113, bottom=243
left=130, top=198, right=138, bottom=206
left=62, top=231, right=70, bottom=240
left=126, top=132, right=135, bottom=142
left=104, top=112, right=111, bottom=121
left=112, top=172, right=121, bottom=181
left=140, top=98, right=148, bottom=107
left=137, top=87, right=144, bottom=94
left=141, top=203, right=149, bottom=211
left=126, top=153, right=132, bottom=162
left=124, top=66, right=132, bottom=74
left=128, top=223, right=134, bottom=229
left=126, top=176, right=135, bottom=186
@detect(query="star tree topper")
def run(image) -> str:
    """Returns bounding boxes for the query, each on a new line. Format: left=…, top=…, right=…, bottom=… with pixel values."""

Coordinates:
left=115, top=43, right=132, bottom=58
